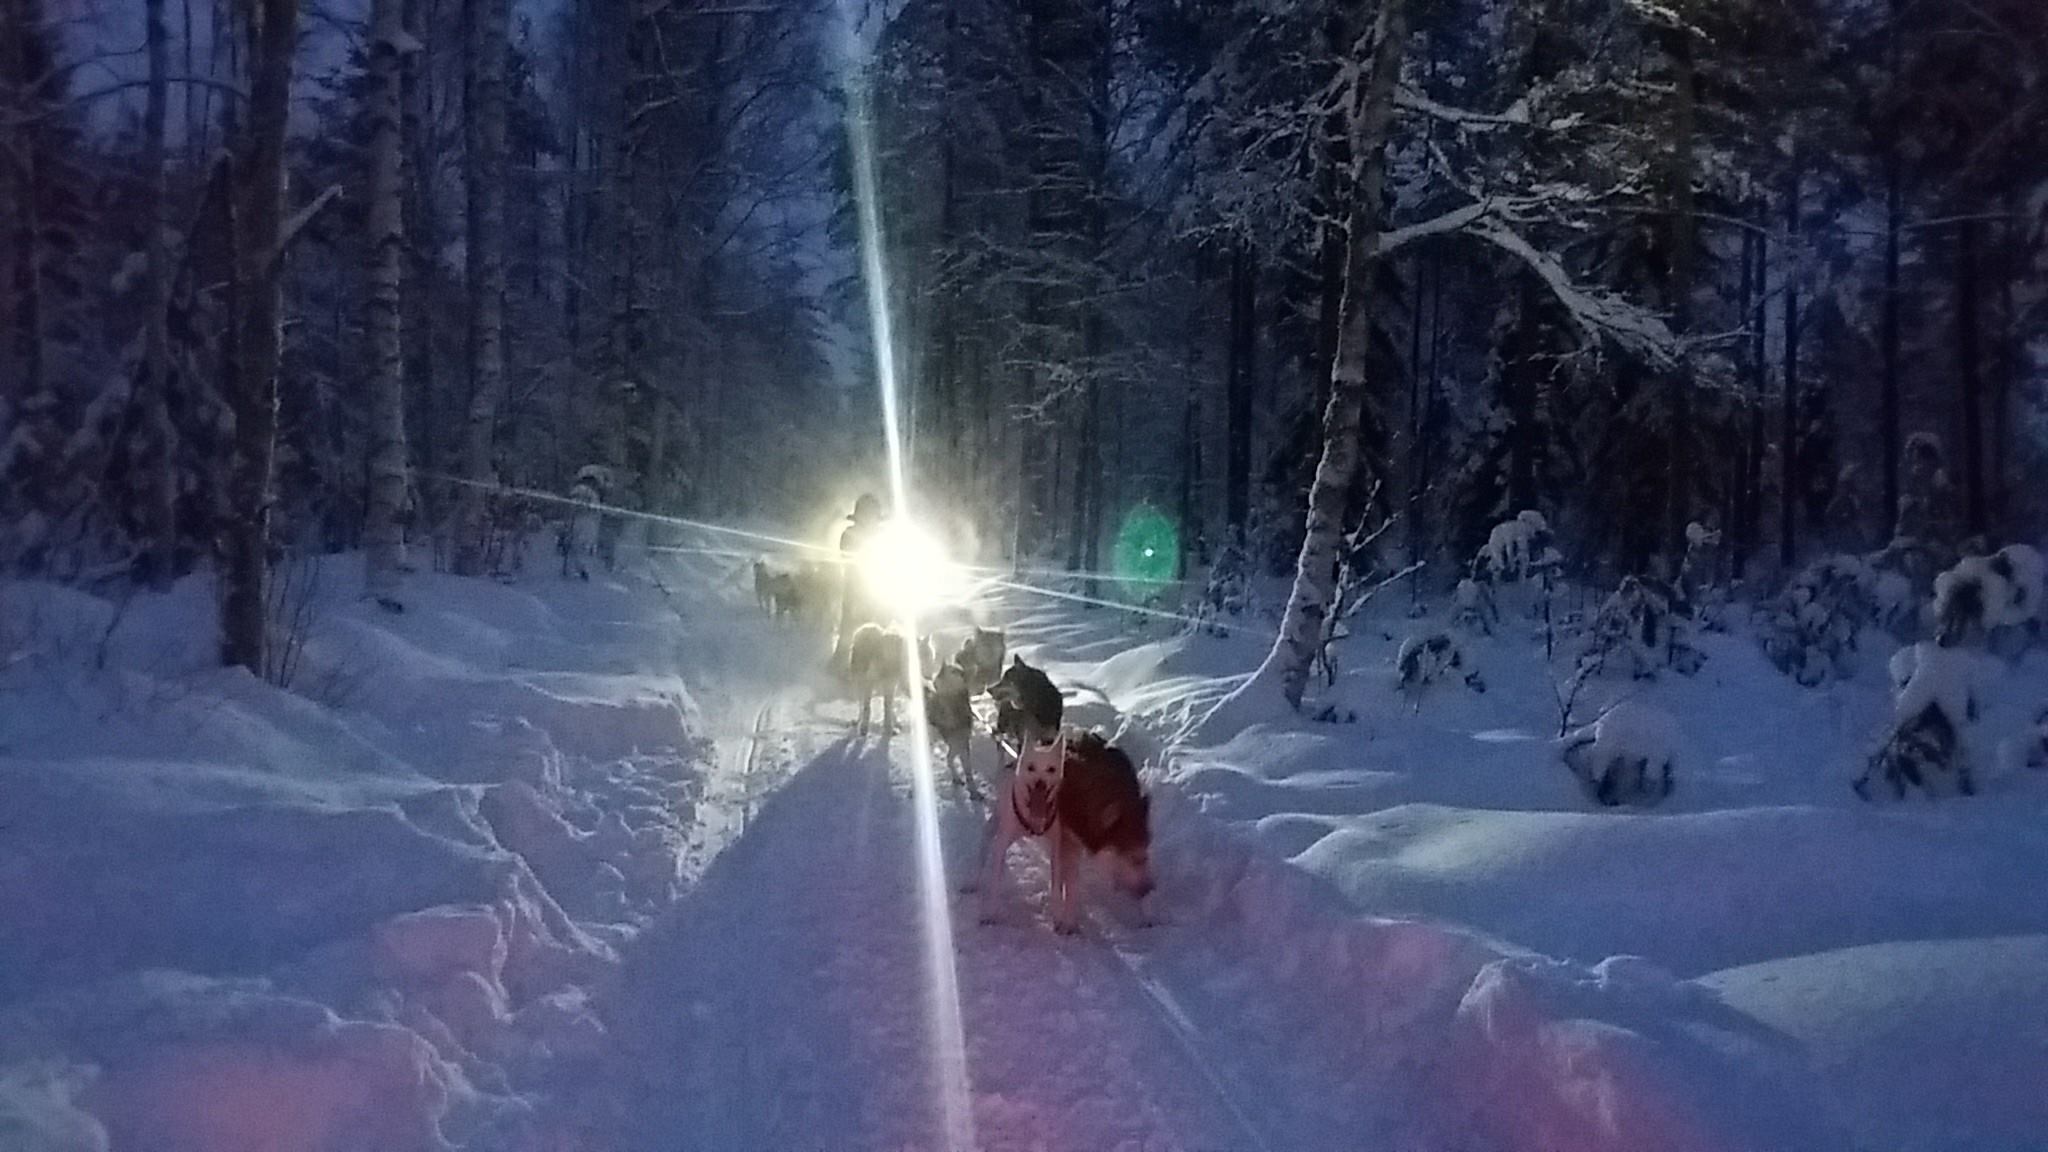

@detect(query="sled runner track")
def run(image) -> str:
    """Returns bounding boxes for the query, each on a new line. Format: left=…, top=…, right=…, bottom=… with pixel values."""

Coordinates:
left=730, top=698, right=775, bottom=1150
left=1102, top=936, right=1282, bottom=1152
left=737, top=698, right=775, bottom=835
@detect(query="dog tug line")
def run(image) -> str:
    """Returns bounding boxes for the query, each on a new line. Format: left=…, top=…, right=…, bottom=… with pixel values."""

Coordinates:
left=417, top=470, right=1257, bottom=637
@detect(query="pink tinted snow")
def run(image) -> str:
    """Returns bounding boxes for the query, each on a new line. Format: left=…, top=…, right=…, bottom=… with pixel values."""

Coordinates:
left=86, top=1022, right=450, bottom=1152
left=1154, top=787, right=1840, bottom=1152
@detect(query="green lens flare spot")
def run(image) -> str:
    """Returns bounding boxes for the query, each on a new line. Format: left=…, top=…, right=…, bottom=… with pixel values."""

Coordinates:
left=1113, top=505, right=1179, bottom=596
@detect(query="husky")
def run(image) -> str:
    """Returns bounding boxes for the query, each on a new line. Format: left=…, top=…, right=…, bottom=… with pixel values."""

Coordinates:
left=767, top=572, right=805, bottom=620
left=847, top=624, right=910, bottom=736
left=925, top=661, right=980, bottom=797
left=953, top=627, right=1008, bottom=694
left=990, top=655, right=1063, bottom=756
left=847, top=624, right=940, bottom=735
left=979, top=729, right=1155, bottom=934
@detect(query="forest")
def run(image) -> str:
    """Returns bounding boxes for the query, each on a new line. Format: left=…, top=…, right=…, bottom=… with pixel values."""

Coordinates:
left=6, top=2, right=2048, bottom=1147
left=2, top=0, right=2044, bottom=700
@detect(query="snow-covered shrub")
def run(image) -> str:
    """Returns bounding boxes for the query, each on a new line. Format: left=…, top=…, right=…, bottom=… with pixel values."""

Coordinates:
left=1757, top=555, right=1887, bottom=686
left=1931, top=544, right=2042, bottom=644
left=0, top=1061, right=105, bottom=1152
left=1894, top=432, right=1960, bottom=548
left=1678, top=522, right=1727, bottom=630
left=1560, top=701, right=1678, bottom=806
left=1459, top=511, right=1561, bottom=638
left=1866, top=536, right=1954, bottom=612
left=1193, top=529, right=1252, bottom=635
left=1396, top=632, right=1485, bottom=699
left=1857, top=640, right=1987, bottom=800
left=1452, top=576, right=1500, bottom=636
left=1475, top=510, right=1559, bottom=584
left=2013, top=707, right=2048, bottom=772
left=1580, top=576, right=1702, bottom=680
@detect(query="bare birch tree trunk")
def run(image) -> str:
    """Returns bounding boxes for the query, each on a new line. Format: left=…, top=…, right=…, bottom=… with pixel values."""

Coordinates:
left=453, top=0, right=508, bottom=575
left=363, top=0, right=410, bottom=596
left=220, top=0, right=300, bottom=672
left=1258, top=0, right=1411, bottom=712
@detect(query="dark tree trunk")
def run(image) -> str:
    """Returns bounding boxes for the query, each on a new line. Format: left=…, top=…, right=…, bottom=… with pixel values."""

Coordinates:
left=1779, top=156, right=1800, bottom=573
left=1879, top=7, right=1904, bottom=541
left=454, top=0, right=510, bottom=574
left=363, top=0, right=410, bottom=596
left=135, top=0, right=180, bottom=585
left=1955, top=216, right=1985, bottom=538
left=1225, top=241, right=1256, bottom=538
left=1663, top=23, right=1697, bottom=566
left=1736, top=215, right=1767, bottom=580
left=220, top=0, right=301, bottom=672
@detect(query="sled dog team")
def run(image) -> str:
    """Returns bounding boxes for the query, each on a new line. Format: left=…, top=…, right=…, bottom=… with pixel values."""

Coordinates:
left=849, top=622, right=1153, bottom=934
left=754, top=576, right=1155, bottom=934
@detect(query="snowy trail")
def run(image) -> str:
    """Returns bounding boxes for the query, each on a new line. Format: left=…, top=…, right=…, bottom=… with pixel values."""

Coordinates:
left=576, top=553, right=1376, bottom=1152
left=593, top=712, right=1292, bottom=1151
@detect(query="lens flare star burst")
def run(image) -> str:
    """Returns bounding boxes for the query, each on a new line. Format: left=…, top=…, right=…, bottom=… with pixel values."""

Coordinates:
left=842, top=25, right=978, bottom=1151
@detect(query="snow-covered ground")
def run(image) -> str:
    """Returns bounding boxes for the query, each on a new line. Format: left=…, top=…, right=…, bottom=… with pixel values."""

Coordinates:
left=6, top=543, right=2045, bottom=1151
left=1005, top=573, right=2048, bottom=1152
left=1, top=554, right=715, bottom=1150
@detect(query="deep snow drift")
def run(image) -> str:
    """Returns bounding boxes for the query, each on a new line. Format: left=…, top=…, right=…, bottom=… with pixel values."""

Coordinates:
left=1007, top=566, right=2048, bottom=1152
left=0, top=557, right=714, bottom=1150
left=7, top=540, right=2045, bottom=1152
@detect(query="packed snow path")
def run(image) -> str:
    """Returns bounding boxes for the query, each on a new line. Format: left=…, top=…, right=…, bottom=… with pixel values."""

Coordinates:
left=572, top=555, right=1387, bottom=1152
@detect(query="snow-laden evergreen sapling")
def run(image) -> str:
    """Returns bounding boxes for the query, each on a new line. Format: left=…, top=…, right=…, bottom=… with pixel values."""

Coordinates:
left=1395, top=632, right=1485, bottom=705
left=1983, top=544, right=2044, bottom=649
left=1194, top=527, right=1253, bottom=636
left=1855, top=561, right=2000, bottom=800
left=1475, top=510, right=1560, bottom=585
left=1560, top=700, right=1679, bottom=807
left=1581, top=575, right=1703, bottom=680
left=1454, top=510, right=1559, bottom=639
left=2016, top=707, right=2048, bottom=772
left=1757, top=555, right=1891, bottom=686
left=1678, top=522, right=1727, bottom=631
left=1893, top=432, right=1961, bottom=552
left=1452, top=574, right=1501, bottom=636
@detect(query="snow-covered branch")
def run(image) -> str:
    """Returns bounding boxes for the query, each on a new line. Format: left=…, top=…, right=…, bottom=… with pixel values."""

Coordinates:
left=269, top=185, right=344, bottom=271
left=1373, top=201, right=1491, bottom=257
left=1395, top=87, right=1530, bottom=129
left=1469, top=219, right=1678, bottom=366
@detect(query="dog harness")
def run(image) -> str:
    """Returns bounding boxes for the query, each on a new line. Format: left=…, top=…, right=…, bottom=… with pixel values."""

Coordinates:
left=1010, top=730, right=1067, bottom=838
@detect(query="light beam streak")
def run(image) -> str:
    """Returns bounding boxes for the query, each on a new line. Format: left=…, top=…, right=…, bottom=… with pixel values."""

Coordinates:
left=842, top=30, right=979, bottom=1152
left=417, top=470, right=839, bottom=557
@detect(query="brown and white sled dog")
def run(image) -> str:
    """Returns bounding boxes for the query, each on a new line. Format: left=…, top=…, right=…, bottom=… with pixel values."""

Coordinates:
left=847, top=623, right=908, bottom=736
left=925, top=661, right=980, bottom=797
left=979, top=729, right=1155, bottom=934
left=848, top=623, right=939, bottom=736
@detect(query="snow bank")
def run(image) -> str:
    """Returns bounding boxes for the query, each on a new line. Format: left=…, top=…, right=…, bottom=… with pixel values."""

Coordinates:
left=1148, top=787, right=1850, bottom=1152
left=0, top=559, right=706, bottom=1150
left=991, top=577, right=2048, bottom=1152
left=1704, top=935, right=2048, bottom=1152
